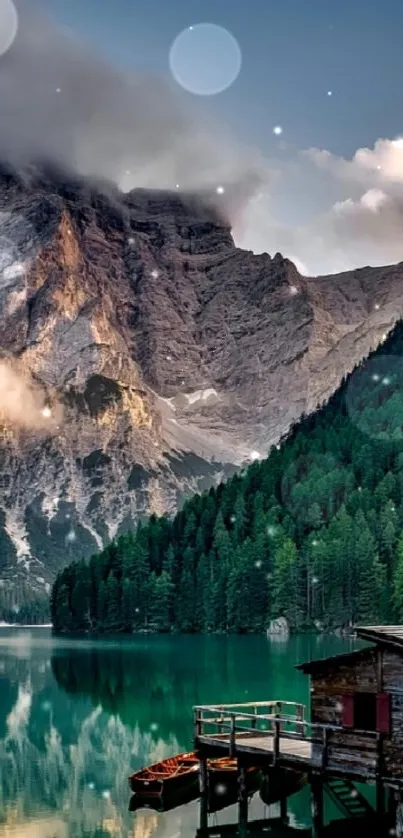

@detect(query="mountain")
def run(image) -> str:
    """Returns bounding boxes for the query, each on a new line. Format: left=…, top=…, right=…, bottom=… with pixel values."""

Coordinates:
left=52, top=320, right=403, bottom=634
left=0, top=161, right=402, bottom=607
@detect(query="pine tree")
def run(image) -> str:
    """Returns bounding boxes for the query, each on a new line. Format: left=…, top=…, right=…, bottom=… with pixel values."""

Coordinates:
left=227, top=546, right=249, bottom=632
left=354, top=512, right=379, bottom=623
left=271, top=538, right=300, bottom=627
left=393, top=535, right=403, bottom=621
left=105, top=573, right=122, bottom=631
left=151, top=571, right=174, bottom=631
left=358, top=554, right=386, bottom=624
left=51, top=582, right=71, bottom=632
left=70, top=562, right=90, bottom=631
left=122, top=577, right=135, bottom=631
left=232, top=492, right=246, bottom=544
left=97, top=580, right=108, bottom=630
left=177, top=547, right=196, bottom=632
left=195, top=553, right=210, bottom=631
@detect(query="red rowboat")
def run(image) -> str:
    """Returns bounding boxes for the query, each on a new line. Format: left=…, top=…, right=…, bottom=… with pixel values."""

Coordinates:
left=128, top=752, right=261, bottom=800
left=128, top=752, right=199, bottom=796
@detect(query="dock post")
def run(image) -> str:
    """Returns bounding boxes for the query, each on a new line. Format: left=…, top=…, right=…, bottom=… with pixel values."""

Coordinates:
left=237, top=762, right=248, bottom=838
left=280, top=795, right=288, bottom=823
left=199, top=757, right=209, bottom=833
left=376, top=778, right=385, bottom=818
left=194, top=708, right=202, bottom=740
left=230, top=713, right=236, bottom=757
left=311, top=776, right=324, bottom=838
left=387, top=788, right=397, bottom=832
left=395, top=790, right=403, bottom=838
left=273, top=718, right=280, bottom=765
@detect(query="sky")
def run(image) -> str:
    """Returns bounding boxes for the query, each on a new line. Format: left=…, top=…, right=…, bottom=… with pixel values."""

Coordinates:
left=46, top=0, right=403, bottom=157
left=2, top=0, right=403, bottom=275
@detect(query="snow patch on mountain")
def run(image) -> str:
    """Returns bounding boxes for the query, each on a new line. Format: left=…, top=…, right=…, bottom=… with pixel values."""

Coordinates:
left=184, top=388, right=219, bottom=405
left=4, top=510, right=31, bottom=568
left=41, top=494, right=60, bottom=521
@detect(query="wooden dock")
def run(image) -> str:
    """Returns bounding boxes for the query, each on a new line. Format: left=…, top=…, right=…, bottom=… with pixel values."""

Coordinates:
left=197, top=730, right=312, bottom=765
left=193, top=700, right=385, bottom=782
left=195, top=701, right=353, bottom=773
left=193, top=700, right=393, bottom=837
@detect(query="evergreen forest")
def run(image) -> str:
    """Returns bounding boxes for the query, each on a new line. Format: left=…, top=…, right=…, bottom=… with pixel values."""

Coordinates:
left=51, top=321, right=403, bottom=634
left=0, top=585, right=50, bottom=625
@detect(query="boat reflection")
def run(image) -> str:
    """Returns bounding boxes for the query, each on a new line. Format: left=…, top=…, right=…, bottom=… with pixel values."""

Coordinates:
left=259, top=769, right=308, bottom=806
left=129, top=785, right=200, bottom=814
left=129, top=781, right=260, bottom=814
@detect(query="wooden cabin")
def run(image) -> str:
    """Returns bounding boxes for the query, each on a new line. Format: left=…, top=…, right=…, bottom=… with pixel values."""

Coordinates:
left=297, top=626, right=403, bottom=784
left=194, top=627, right=403, bottom=836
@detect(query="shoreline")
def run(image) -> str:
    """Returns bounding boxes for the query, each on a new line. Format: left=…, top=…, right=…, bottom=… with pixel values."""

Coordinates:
left=0, top=623, right=357, bottom=640
left=0, top=622, right=53, bottom=628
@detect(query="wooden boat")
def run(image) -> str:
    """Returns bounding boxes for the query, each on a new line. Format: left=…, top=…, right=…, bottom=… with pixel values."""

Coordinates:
left=128, top=752, right=261, bottom=801
left=259, top=767, right=307, bottom=805
left=128, top=752, right=199, bottom=796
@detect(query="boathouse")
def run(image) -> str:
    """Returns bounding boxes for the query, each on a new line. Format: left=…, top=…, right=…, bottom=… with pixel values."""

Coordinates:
left=296, top=626, right=399, bottom=781
left=194, top=626, right=403, bottom=836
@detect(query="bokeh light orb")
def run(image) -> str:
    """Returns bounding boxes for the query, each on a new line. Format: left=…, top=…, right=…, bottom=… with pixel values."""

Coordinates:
left=169, top=23, right=242, bottom=96
left=0, top=0, right=18, bottom=59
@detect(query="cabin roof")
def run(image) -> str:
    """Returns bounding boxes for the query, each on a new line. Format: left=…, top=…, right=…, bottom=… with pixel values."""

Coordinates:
left=295, top=646, right=373, bottom=673
left=356, top=625, right=403, bottom=648
left=296, top=626, right=403, bottom=674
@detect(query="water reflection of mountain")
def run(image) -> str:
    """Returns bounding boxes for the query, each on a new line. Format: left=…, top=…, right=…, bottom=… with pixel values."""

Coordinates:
left=0, top=633, right=350, bottom=838
left=0, top=645, right=184, bottom=838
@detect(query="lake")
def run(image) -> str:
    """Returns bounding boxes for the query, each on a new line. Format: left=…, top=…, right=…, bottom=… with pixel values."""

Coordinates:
left=0, top=630, right=362, bottom=838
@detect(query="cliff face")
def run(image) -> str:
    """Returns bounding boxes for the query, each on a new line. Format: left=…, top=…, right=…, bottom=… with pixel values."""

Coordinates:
left=0, top=163, right=402, bottom=597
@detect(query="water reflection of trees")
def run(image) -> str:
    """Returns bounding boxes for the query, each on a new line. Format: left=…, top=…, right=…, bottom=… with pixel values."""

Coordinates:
left=52, top=643, right=196, bottom=749
left=51, top=635, right=312, bottom=748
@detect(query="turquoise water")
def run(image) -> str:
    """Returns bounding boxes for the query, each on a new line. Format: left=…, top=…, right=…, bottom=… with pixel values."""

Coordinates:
left=0, top=630, right=362, bottom=838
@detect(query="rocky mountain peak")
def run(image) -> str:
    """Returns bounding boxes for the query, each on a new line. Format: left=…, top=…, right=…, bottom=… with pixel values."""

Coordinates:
left=0, top=162, right=402, bottom=600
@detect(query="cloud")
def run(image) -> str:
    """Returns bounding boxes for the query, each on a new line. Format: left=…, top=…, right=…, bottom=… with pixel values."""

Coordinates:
left=235, top=139, right=403, bottom=275
left=1, top=4, right=403, bottom=276
left=0, top=359, right=63, bottom=432
left=306, top=137, right=403, bottom=184
left=0, top=0, right=266, bottom=204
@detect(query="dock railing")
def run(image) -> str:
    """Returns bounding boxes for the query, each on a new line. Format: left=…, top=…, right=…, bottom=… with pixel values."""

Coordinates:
left=194, top=701, right=308, bottom=758
left=193, top=702, right=381, bottom=770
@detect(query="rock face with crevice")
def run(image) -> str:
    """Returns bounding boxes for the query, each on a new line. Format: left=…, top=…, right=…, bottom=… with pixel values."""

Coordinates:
left=0, top=162, right=402, bottom=598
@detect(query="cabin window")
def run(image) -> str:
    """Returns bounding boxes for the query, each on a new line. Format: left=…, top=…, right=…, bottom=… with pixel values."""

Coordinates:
left=354, top=692, right=377, bottom=731
left=342, top=691, right=391, bottom=734
left=376, top=692, right=391, bottom=735
left=342, top=694, right=354, bottom=728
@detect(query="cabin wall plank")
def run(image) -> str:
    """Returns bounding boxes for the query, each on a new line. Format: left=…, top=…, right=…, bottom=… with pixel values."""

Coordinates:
left=310, top=651, right=378, bottom=701
left=310, top=650, right=377, bottom=725
left=329, top=731, right=377, bottom=750
left=378, top=650, right=403, bottom=776
left=381, top=650, right=403, bottom=693
left=308, top=648, right=380, bottom=775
